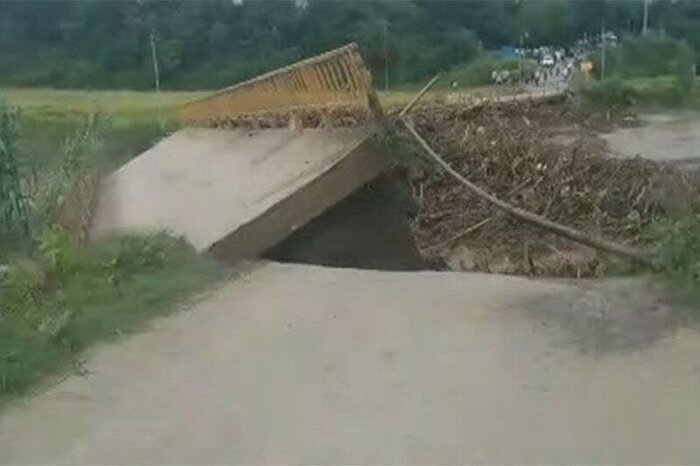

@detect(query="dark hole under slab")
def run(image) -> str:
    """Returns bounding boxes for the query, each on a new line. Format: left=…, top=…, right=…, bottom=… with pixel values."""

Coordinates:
left=265, top=174, right=438, bottom=271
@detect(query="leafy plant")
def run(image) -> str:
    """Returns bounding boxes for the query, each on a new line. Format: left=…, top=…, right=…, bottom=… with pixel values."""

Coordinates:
left=37, top=226, right=78, bottom=278
left=33, top=113, right=103, bottom=226
left=0, top=259, right=45, bottom=315
left=0, top=98, right=31, bottom=246
left=442, top=56, right=536, bottom=88
left=579, top=77, right=639, bottom=109
left=101, top=233, right=184, bottom=286
left=651, top=215, right=700, bottom=285
left=1, top=232, right=219, bottom=401
left=61, top=113, right=101, bottom=179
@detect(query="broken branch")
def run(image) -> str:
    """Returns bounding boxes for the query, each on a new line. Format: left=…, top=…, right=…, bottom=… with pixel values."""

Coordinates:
left=399, top=74, right=441, bottom=118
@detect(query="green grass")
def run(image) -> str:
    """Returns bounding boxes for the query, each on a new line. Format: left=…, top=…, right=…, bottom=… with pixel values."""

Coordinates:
left=0, top=93, right=223, bottom=405
left=0, top=231, right=222, bottom=404
left=1, top=88, right=203, bottom=172
left=2, top=88, right=208, bottom=121
left=441, top=56, right=537, bottom=89
left=648, top=215, right=700, bottom=310
left=578, top=75, right=700, bottom=110
left=2, top=87, right=461, bottom=169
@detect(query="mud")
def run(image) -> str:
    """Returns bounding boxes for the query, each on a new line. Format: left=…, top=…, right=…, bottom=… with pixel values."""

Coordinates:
left=521, top=277, right=682, bottom=354
left=603, top=110, right=700, bottom=163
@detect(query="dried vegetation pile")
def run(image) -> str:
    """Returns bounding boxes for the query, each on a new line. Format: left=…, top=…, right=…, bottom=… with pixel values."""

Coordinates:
left=407, top=98, right=700, bottom=277
left=202, top=105, right=372, bottom=129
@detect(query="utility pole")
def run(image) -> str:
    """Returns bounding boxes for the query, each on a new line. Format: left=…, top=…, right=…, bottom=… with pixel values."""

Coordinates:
left=518, top=32, right=524, bottom=84
left=383, top=19, right=389, bottom=91
left=642, top=0, right=649, bottom=35
left=600, top=18, right=606, bottom=80
left=150, top=27, right=160, bottom=92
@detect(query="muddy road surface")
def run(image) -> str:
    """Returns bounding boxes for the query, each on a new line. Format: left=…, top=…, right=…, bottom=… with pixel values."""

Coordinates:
left=603, top=110, right=700, bottom=163
left=0, top=262, right=697, bottom=464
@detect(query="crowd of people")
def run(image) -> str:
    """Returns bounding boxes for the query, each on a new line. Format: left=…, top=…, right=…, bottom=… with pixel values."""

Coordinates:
left=491, top=32, right=617, bottom=86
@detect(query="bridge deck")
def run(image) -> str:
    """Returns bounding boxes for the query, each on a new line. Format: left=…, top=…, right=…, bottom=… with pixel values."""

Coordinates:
left=90, top=127, right=385, bottom=261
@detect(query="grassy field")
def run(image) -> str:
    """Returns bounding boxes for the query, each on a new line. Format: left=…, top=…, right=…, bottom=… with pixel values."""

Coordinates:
left=1, top=87, right=433, bottom=171
left=3, top=86, right=505, bottom=121
left=2, top=87, right=423, bottom=118
left=2, top=88, right=204, bottom=171
left=3, top=88, right=207, bottom=120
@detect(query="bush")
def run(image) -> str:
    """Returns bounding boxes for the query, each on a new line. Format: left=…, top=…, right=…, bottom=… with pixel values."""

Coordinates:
left=593, top=32, right=695, bottom=83
left=37, top=226, right=79, bottom=278
left=0, top=231, right=219, bottom=400
left=442, top=55, right=536, bottom=88
left=649, top=215, right=700, bottom=306
left=0, top=99, right=31, bottom=252
left=579, top=77, right=639, bottom=108
left=580, top=75, right=692, bottom=109
left=0, top=259, right=45, bottom=316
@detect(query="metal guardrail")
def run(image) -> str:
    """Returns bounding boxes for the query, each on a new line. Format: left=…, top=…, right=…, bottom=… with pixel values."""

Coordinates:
left=180, top=43, right=373, bottom=125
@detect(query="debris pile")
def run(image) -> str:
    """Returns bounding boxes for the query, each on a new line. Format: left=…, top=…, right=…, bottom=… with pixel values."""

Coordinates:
left=205, top=106, right=372, bottom=130
left=407, top=99, right=699, bottom=277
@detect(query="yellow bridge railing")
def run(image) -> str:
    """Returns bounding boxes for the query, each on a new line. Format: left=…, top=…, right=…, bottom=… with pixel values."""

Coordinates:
left=180, top=43, right=373, bottom=125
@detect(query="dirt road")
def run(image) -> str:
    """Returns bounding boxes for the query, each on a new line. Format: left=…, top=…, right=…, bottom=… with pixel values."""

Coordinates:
left=1, top=262, right=697, bottom=464
left=603, top=111, right=700, bottom=163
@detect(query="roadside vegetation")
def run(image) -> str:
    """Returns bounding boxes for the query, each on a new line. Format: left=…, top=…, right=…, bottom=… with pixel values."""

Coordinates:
left=567, top=34, right=700, bottom=302
left=441, top=56, right=538, bottom=89
left=3, top=88, right=199, bottom=172
left=649, top=215, right=700, bottom=306
left=580, top=33, right=699, bottom=109
left=0, top=98, right=220, bottom=404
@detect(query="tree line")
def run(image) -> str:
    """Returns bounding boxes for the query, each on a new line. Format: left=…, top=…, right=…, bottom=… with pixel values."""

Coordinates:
left=1, top=0, right=699, bottom=90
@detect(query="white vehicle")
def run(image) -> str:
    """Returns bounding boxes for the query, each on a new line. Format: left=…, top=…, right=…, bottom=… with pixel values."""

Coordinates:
left=541, top=54, right=554, bottom=67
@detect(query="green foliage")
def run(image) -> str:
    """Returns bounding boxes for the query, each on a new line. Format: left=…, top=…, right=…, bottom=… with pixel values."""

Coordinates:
left=0, top=89, right=212, bottom=404
left=518, top=0, right=577, bottom=45
left=31, top=115, right=104, bottom=228
left=581, top=34, right=698, bottom=110
left=650, top=215, right=700, bottom=302
left=0, top=232, right=220, bottom=401
left=2, top=0, right=699, bottom=89
left=593, top=33, right=696, bottom=84
left=579, top=77, right=639, bottom=108
left=0, top=259, right=45, bottom=315
left=580, top=75, right=695, bottom=109
left=442, top=56, right=536, bottom=88
left=100, top=233, right=188, bottom=286
left=61, top=114, right=101, bottom=179
left=0, top=99, right=31, bottom=250
left=37, top=226, right=78, bottom=277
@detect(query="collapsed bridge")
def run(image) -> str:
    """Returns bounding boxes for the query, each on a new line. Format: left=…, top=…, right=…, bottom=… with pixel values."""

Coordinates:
left=88, top=44, right=396, bottom=264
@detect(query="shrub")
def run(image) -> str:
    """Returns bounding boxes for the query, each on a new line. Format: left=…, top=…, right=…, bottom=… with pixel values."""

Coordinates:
left=442, top=56, right=537, bottom=88
left=37, top=226, right=79, bottom=278
left=0, top=99, right=31, bottom=250
left=650, top=215, right=700, bottom=289
left=0, top=231, right=218, bottom=400
left=579, top=77, right=639, bottom=108
left=593, top=32, right=695, bottom=83
left=0, top=259, right=45, bottom=316
left=100, top=233, right=189, bottom=286
left=580, top=74, right=693, bottom=109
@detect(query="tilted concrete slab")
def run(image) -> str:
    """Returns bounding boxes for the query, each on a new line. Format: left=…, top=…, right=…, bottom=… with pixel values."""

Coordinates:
left=90, top=127, right=386, bottom=260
